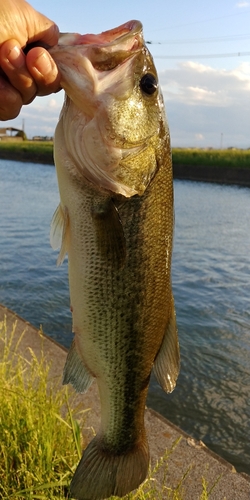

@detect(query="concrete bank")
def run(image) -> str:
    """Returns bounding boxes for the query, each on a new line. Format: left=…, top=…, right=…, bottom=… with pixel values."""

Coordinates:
left=173, top=164, right=250, bottom=188
left=1, top=304, right=249, bottom=500
left=1, top=152, right=250, bottom=188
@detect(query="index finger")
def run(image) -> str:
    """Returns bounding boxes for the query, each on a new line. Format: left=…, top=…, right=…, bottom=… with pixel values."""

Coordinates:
left=26, top=19, right=59, bottom=48
left=0, top=2, right=59, bottom=49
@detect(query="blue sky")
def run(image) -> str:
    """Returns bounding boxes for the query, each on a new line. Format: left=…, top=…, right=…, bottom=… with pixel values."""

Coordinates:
left=2, top=0, right=250, bottom=148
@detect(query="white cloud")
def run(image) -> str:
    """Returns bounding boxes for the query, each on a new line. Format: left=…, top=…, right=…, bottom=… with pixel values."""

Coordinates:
left=1, top=64, right=250, bottom=149
left=187, top=86, right=217, bottom=103
left=160, top=61, right=250, bottom=148
left=1, top=92, right=64, bottom=139
left=48, top=98, right=60, bottom=109
left=195, top=133, right=205, bottom=141
left=236, top=1, right=250, bottom=7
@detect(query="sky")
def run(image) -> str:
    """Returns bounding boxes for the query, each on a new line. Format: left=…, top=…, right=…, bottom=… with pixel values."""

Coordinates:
left=2, top=0, right=250, bottom=148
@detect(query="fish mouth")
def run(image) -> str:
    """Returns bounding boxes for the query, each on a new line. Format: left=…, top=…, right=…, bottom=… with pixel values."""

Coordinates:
left=50, top=21, right=152, bottom=197
left=57, top=20, right=144, bottom=71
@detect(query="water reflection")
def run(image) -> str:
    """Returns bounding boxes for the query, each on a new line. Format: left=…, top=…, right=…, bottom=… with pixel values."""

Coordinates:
left=147, top=181, right=250, bottom=473
left=0, top=164, right=249, bottom=473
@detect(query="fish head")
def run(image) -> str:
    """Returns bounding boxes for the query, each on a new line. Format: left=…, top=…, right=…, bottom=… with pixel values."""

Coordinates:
left=50, top=21, right=170, bottom=197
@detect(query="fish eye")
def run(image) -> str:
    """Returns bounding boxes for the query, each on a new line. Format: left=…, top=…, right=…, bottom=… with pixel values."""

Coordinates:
left=140, top=73, right=158, bottom=95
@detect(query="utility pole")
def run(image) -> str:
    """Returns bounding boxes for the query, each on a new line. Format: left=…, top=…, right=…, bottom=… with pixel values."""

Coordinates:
left=220, top=132, right=223, bottom=149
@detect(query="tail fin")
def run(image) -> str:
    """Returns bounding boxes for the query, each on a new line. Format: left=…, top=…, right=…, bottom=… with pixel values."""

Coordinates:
left=70, top=434, right=149, bottom=500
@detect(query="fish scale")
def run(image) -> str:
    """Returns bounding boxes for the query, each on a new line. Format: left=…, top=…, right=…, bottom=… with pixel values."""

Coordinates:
left=50, top=19, right=180, bottom=500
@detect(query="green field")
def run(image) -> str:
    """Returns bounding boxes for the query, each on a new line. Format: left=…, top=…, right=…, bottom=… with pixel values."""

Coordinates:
left=0, top=140, right=54, bottom=164
left=0, top=140, right=53, bottom=154
left=172, top=148, right=250, bottom=169
left=0, top=141, right=250, bottom=169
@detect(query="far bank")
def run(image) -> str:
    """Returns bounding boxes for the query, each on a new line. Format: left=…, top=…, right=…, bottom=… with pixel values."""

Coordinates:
left=0, top=141, right=250, bottom=186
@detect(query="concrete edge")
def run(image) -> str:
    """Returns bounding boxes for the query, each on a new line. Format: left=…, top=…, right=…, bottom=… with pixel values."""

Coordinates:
left=1, top=303, right=249, bottom=498
left=0, top=304, right=68, bottom=354
left=1, top=302, right=249, bottom=480
left=147, top=407, right=250, bottom=482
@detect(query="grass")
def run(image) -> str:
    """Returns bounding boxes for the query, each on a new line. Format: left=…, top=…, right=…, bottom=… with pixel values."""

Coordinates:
left=0, top=318, right=219, bottom=499
left=172, top=147, right=250, bottom=168
left=0, top=318, right=84, bottom=499
left=0, top=140, right=54, bottom=164
left=0, top=140, right=53, bottom=155
left=0, top=140, right=250, bottom=169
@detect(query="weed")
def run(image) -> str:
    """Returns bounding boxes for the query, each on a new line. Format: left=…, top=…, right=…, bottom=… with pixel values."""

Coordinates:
left=1, top=141, right=250, bottom=169
left=172, top=148, right=250, bottom=168
left=0, top=318, right=219, bottom=499
left=0, top=318, right=82, bottom=499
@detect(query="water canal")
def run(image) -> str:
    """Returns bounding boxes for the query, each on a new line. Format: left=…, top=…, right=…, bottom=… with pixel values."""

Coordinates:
left=0, top=159, right=249, bottom=474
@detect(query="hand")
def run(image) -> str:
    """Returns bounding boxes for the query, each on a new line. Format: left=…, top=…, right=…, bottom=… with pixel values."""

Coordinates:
left=0, top=0, right=61, bottom=120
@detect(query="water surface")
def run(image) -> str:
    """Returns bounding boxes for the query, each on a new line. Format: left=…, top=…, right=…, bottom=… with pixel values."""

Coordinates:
left=148, top=179, right=250, bottom=474
left=0, top=160, right=249, bottom=474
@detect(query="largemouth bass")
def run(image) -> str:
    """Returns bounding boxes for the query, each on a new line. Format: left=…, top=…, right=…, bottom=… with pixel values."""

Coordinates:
left=49, top=20, right=180, bottom=500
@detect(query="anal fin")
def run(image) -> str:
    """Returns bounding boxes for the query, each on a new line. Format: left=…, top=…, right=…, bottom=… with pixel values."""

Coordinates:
left=63, top=340, right=93, bottom=393
left=153, top=294, right=180, bottom=393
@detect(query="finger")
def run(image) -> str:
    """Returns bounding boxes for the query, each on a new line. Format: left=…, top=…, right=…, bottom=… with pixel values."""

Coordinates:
left=0, top=39, right=37, bottom=104
left=24, top=8, right=59, bottom=47
left=0, top=3, right=59, bottom=49
left=0, top=75, right=22, bottom=120
left=26, top=47, right=61, bottom=96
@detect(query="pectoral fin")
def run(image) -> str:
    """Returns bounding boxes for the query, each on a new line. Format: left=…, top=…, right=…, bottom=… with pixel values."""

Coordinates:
left=50, top=204, right=70, bottom=266
left=153, top=296, right=180, bottom=393
left=63, top=340, right=93, bottom=393
left=92, top=198, right=126, bottom=269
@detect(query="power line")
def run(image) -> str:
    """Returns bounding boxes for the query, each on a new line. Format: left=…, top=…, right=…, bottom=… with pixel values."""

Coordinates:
left=146, top=34, right=250, bottom=45
left=153, top=51, right=250, bottom=59
left=147, top=9, right=250, bottom=32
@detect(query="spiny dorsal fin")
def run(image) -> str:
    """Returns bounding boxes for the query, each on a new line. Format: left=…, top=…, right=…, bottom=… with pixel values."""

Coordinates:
left=50, top=204, right=70, bottom=266
left=92, top=198, right=126, bottom=269
left=63, top=339, right=93, bottom=393
left=153, top=295, right=180, bottom=393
